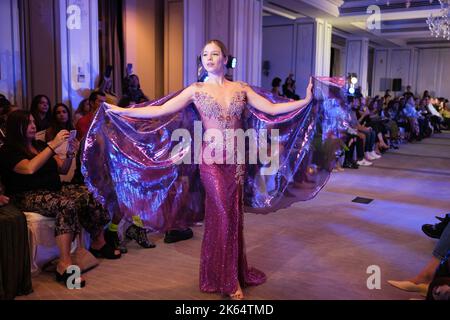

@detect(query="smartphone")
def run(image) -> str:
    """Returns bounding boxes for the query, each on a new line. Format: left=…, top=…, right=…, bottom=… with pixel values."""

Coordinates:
left=105, top=65, right=113, bottom=78
left=69, top=130, right=77, bottom=141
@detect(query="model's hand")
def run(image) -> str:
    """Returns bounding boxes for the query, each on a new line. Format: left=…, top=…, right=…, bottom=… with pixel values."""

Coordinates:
left=106, top=105, right=127, bottom=115
left=305, top=77, right=313, bottom=102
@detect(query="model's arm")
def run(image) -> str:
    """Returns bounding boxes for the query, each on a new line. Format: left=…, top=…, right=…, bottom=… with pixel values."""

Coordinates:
left=106, top=84, right=195, bottom=119
left=245, top=78, right=313, bottom=116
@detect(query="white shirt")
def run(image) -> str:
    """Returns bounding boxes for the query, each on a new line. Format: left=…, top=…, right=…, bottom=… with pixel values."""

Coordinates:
left=427, top=103, right=443, bottom=120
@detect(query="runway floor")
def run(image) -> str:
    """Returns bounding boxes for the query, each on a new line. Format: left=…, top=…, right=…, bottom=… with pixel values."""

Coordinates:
left=17, top=132, right=450, bottom=300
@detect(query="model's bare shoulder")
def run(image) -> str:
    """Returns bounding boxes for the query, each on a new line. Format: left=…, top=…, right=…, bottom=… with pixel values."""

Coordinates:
left=192, top=82, right=205, bottom=89
left=235, top=81, right=249, bottom=89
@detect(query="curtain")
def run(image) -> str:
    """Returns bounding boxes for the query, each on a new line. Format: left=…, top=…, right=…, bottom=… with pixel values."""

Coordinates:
left=98, top=0, right=125, bottom=96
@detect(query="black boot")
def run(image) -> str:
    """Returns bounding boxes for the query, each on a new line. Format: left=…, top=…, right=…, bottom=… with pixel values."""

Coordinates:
left=104, top=229, right=128, bottom=254
left=422, top=214, right=450, bottom=239
left=125, top=224, right=156, bottom=248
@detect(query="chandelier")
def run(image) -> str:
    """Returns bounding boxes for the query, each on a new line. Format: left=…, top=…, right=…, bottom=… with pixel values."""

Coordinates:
left=426, top=0, right=450, bottom=40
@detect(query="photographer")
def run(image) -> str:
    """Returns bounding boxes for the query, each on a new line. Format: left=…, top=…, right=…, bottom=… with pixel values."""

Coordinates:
left=0, top=110, right=121, bottom=288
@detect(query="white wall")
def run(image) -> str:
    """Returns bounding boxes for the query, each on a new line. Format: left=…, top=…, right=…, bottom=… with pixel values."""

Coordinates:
left=262, top=16, right=329, bottom=96
left=0, top=0, right=22, bottom=106
left=372, top=47, right=450, bottom=99
left=59, top=0, right=100, bottom=109
left=345, top=39, right=369, bottom=96
left=262, top=23, right=295, bottom=90
left=416, top=48, right=450, bottom=99
left=183, top=0, right=263, bottom=86
left=230, top=0, right=263, bottom=85
left=373, top=48, right=414, bottom=97
left=315, top=19, right=332, bottom=77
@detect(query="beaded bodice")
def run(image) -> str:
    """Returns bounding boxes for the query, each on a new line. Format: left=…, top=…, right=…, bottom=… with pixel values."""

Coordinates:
left=193, top=91, right=246, bottom=130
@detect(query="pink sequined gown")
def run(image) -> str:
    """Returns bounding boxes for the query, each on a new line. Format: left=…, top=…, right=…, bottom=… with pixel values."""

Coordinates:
left=193, top=87, right=267, bottom=295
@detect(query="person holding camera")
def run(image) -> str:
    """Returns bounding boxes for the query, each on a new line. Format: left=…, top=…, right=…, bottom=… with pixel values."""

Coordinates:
left=0, top=110, right=121, bottom=288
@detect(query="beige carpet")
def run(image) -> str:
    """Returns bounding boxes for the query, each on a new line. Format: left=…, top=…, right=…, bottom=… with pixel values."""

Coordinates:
left=17, top=132, right=450, bottom=300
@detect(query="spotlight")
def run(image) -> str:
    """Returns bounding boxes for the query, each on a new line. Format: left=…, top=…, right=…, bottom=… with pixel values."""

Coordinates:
left=351, top=77, right=358, bottom=85
left=349, top=87, right=355, bottom=94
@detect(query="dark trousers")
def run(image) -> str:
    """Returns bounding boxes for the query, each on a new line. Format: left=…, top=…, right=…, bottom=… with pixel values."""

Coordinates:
left=345, top=136, right=364, bottom=163
left=0, top=204, right=33, bottom=300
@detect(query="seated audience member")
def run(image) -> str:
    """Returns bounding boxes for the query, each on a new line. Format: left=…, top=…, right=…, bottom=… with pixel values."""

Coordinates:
left=427, top=97, right=444, bottom=133
left=1, top=95, right=20, bottom=146
left=46, top=103, right=75, bottom=142
left=97, top=76, right=118, bottom=105
left=357, top=99, right=387, bottom=157
left=440, top=100, right=450, bottom=129
left=379, top=99, right=400, bottom=149
left=0, top=174, right=33, bottom=299
left=1, top=95, right=11, bottom=137
left=75, top=91, right=106, bottom=140
left=271, top=77, right=283, bottom=97
left=347, top=98, right=374, bottom=166
left=118, top=74, right=149, bottom=107
left=0, top=177, right=9, bottom=207
left=402, top=96, right=421, bottom=141
left=0, top=111, right=121, bottom=288
left=403, top=85, right=414, bottom=100
left=282, top=74, right=300, bottom=101
left=284, top=76, right=300, bottom=100
left=30, top=95, right=52, bottom=132
left=74, top=99, right=90, bottom=126
left=388, top=218, right=450, bottom=298
left=383, top=90, right=392, bottom=108
left=422, top=90, right=431, bottom=100
left=415, top=98, right=433, bottom=138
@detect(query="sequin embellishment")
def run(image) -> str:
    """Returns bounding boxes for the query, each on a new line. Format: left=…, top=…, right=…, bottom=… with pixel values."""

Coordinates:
left=194, top=91, right=246, bottom=129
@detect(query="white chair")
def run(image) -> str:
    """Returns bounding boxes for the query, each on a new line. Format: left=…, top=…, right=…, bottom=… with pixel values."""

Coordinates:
left=24, top=212, right=60, bottom=275
left=24, top=212, right=90, bottom=276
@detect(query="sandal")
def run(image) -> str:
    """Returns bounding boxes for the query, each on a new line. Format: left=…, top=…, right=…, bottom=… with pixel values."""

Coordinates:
left=89, top=243, right=122, bottom=259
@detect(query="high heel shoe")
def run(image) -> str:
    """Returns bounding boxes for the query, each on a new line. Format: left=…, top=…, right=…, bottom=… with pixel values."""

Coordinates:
left=89, top=243, right=122, bottom=259
left=387, top=280, right=428, bottom=297
left=55, top=269, right=86, bottom=288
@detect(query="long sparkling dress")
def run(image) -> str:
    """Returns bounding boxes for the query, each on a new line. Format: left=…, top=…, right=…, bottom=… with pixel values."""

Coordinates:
left=81, top=77, right=349, bottom=295
left=193, top=90, right=266, bottom=294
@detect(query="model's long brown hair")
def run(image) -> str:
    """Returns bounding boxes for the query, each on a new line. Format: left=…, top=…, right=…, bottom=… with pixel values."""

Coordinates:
left=202, top=39, right=229, bottom=58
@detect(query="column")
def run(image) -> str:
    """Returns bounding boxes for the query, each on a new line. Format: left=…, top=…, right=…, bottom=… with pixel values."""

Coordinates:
left=20, top=0, right=100, bottom=109
left=0, top=0, right=23, bottom=107
left=183, top=0, right=263, bottom=86
left=345, top=38, right=369, bottom=96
